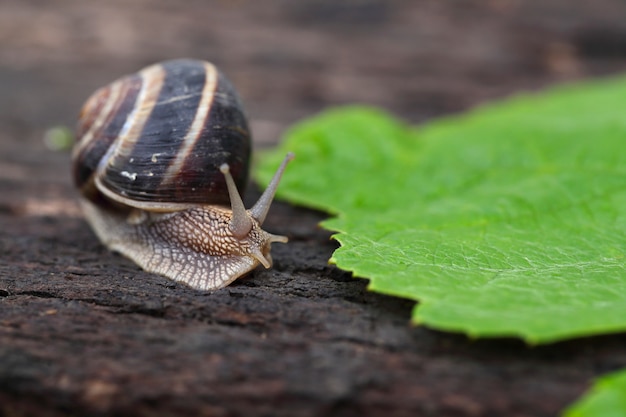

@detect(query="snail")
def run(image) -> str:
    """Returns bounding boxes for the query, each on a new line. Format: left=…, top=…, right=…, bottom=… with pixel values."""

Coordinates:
left=72, top=59, right=293, bottom=291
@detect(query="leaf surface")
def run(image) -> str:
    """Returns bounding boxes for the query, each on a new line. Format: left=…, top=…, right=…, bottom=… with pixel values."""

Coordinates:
left=564, top=369, right=626, bottom=417
left=256, top=78, right=626, bottom=343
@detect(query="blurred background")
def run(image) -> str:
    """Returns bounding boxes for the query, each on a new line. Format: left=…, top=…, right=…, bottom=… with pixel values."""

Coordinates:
left=3, top=0, right=626, bottom=150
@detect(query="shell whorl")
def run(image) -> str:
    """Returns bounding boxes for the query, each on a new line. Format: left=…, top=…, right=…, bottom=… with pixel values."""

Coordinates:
left=73, top=59, right=251, bottom=209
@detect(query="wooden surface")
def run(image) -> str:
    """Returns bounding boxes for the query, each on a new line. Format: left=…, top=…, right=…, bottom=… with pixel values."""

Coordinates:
left=2, top=1, right=626, bottom=416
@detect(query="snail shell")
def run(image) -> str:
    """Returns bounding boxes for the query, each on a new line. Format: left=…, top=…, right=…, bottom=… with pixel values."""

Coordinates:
left=72, top=59, right=293, bottom=291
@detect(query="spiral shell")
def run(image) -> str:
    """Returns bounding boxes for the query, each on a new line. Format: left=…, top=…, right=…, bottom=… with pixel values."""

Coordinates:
left=72, top=59, right=251, bottom=208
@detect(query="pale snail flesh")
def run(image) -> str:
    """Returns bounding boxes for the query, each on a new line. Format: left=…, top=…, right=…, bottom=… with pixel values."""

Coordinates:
left=72, top=59, right=293, bottom=291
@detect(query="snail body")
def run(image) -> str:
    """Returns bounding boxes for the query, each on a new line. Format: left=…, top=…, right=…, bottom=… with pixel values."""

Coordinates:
left=72, top=59, right=293, bottom=290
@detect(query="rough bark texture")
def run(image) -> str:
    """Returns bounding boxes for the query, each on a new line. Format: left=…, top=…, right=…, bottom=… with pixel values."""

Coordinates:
left=2, top=1, right=626, bottom=416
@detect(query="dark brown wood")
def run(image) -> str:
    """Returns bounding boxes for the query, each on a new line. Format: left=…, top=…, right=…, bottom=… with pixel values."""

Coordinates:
left=3, top=1, right=626, bottom=416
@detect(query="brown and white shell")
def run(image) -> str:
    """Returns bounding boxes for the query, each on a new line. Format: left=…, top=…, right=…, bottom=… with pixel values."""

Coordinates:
left=73, top=59, right=251, bottom=209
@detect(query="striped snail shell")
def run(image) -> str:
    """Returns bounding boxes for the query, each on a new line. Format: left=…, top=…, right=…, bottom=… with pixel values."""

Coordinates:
left=72, top=59, right=293, bottom=291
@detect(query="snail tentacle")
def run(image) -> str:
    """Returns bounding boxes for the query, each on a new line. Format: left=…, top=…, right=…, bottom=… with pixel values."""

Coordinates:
left=250, top=152, right=295, bottom=225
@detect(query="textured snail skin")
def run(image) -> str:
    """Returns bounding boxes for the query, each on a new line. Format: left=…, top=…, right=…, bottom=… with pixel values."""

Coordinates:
left=72, top=59, right=291, bottom=290
left=80, top=199, right=287, bottom=290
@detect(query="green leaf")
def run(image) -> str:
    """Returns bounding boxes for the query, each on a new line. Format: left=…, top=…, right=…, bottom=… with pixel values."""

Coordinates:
left=256, top=77, right=626, bottom=344
left=564, top=369, right=626, bottom=417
